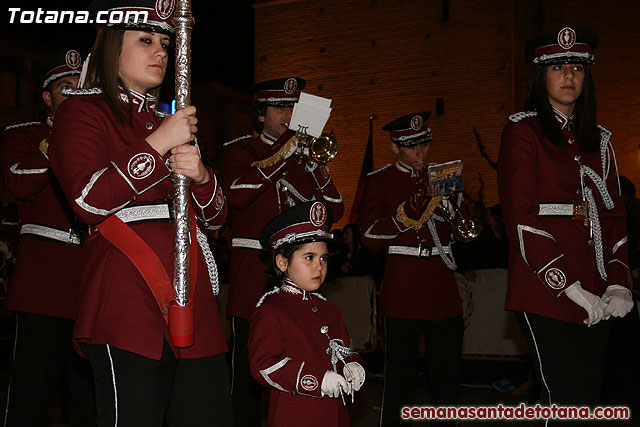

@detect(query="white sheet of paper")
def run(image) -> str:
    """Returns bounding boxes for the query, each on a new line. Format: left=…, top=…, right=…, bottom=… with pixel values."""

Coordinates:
left=298, top=91, right=332, bottom=108
left=288, top=92, right=332, bottom=137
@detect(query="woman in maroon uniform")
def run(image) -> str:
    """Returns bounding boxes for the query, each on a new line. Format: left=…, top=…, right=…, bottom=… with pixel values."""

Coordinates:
left=249, top=201, right=365, bottom=426
left=48, top=1, right=232, bottom=425
left=498, top=26, right=633, bottom=418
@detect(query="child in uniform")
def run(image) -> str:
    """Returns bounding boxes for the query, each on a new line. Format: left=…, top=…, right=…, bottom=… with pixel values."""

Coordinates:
left=248, top=201, right=366, bottom=426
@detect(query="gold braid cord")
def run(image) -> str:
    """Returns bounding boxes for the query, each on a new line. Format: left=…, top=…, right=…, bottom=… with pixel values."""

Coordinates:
left=396, top=196, right=443, bottom=230
left=250, top=135, right=298, bottom=168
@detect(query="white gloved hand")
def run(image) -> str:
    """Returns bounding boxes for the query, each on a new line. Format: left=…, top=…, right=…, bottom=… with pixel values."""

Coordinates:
left=321, top=371, right=348, bottom=398
left=602, top=285, right=634, bottom=318
left=564, top=283, right=606, bottom=327
left=343, top=362, right=366, bottom=392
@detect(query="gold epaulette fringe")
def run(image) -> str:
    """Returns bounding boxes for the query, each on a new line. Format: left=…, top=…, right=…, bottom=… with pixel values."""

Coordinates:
left=396, top=195, right=443, bottom=230
left=250, top=135, right=298, bottom=168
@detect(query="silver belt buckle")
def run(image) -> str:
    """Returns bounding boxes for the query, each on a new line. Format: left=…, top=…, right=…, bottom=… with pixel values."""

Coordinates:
left=418, top=244, right=431, bottom=259
left=67, top=229, right=83, bottom=248
left=572, top=200, right=589, bottom=227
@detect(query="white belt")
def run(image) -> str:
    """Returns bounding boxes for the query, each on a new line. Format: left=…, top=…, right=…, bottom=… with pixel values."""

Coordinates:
left=538, top=203, right=573, bottom=216
left=20, top=223, right=83, bottom=247
left=115, top=203, right=171, bottom=223
left=387, top=244, right=451, bottom=258
left=231, top=238, right=263, bottom=250
left=538, top=202, right=588, bottom=219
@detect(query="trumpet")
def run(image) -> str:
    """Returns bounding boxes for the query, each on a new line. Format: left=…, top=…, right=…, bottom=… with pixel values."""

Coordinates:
left=292, top=127, right=339, bottom=165
left=439, top=194, right=482, bottom=243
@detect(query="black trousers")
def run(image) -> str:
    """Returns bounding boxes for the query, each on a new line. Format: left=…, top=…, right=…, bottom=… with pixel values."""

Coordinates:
left=380, top=316, right=463, bottom=427
left=4, top=311, right=96, bottom=427
left=230, top=317, right=262, bottom=427
left=82, top=339, right=233, bottom=427
left=516, top=312, right=611, bottom=426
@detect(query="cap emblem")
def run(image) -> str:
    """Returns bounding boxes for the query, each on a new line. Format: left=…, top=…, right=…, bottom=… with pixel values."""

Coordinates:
left=65, top=50, right=82, bottom=69
left=309, top=201, right=327, bottom=227
left=283, top=78, right=297, bottom=95
left=557, top=27, right=576, bottom=50
left=155, top=0, right=175, bottom=20
left=410, top=115, right=423, bottom=131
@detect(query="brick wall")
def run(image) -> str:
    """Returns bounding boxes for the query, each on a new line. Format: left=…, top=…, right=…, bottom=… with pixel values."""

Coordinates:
left=254, top=0, right=640, bottom=227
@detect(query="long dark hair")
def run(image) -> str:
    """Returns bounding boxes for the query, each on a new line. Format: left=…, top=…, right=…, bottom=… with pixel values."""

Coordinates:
left=86, top=27, right=163, bottom=125
left=524, top=64, right=599, bottom=153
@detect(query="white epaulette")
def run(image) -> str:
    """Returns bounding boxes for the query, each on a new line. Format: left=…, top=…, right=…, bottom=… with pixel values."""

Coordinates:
left=508, top=111, right=537, bottom=123
left=367, top=164, right=392, bottom=177
left=223, top=134, right=252, bottom=147
left=311, top=292, right=327, bottom=301
left=256, top=286, right=280, bottom=307
left=61, top=87, right=103, bottom=97
left=3, top=121, right=41, bottom=131
left=597, top=124, right=611, bottom=137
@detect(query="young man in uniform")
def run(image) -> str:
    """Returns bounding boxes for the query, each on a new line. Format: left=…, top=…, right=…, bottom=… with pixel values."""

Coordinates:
left=1, top=49, right=96, bottom=426
left=222, top=77, right=344, bottom=425
left=359, top=112, right=463, bottom=427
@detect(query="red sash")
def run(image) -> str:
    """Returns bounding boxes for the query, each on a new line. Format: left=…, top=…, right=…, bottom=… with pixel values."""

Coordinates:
left=96, top=207, right=198, bottom=346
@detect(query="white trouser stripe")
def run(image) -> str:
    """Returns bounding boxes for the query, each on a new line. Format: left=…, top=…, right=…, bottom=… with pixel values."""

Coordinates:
left=523, top=313, right=551, bottom=427
left=379, top=318, right=387, bottom=427
left=230, top=318, right=236, bottom=395
left=106, top=344, right=118, bottom=427
left=3, top=314, right=19, bottom=426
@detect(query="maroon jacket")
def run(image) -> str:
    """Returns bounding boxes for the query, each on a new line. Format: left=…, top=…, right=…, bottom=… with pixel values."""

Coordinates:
left=498, top=111, right=630, bottom=325
left=222, top=133, right=344, bottom=319
left=1, top=120, right=81, bottom=318
left=49, top=89, right=228, bottom=359
left=249, top=282, right=361, bottom=427
left=359, top=161, right=462, bottom=320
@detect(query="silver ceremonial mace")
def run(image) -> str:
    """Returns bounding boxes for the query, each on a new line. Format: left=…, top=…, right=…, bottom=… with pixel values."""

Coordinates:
left=170, top=0, right=194, bottom=339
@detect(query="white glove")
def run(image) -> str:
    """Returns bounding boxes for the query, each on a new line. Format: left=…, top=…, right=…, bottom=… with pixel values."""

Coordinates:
left=602, top=285, right=634, bottom=318
left=321, top=371, right=348, bottom=398
left=564, top=283, right=606, bottom=327
left=343, top=362, right=366, bottom=392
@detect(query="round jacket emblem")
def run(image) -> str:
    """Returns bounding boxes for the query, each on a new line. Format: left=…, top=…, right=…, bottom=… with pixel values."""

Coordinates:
left=309, top=202, right=327, bottom=227
left=557, top=27, right=576, bottom=50
left=300, top=374, right=318, bottom=391
left=155, top=0, right=175, bottom=20
left=544, top=268, right=566, bottom=289
left=128, top=153, right=156, bottom=180
left=283, top=78, right=297, bottom=95
left=410, top=115, right=424, bottom=131
left=214, top=187, right=224, bottom=210
left=65, top=50, right=82, bottom=69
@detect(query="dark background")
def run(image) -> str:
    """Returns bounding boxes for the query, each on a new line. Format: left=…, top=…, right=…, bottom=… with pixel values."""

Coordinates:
left=0, top=0, right=255, bottom=90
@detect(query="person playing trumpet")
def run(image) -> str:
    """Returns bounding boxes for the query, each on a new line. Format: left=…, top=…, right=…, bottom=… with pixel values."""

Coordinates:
left=222, top=77, right=344, bottom=425
left=359, top=111, right=464, bottom=427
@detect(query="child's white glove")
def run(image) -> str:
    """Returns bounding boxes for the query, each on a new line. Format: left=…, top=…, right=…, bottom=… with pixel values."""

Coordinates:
left=321, top=371, right=348, bottom=398
left=343, top=362, right=366, bottom=392
left=602, top=285, right=634, bottom=318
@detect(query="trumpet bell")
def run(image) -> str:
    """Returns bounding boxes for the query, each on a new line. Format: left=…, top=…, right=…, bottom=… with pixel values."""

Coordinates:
left=310, top=133, right=339, bottom=164
left=455, top=218, right=483, bottom=243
